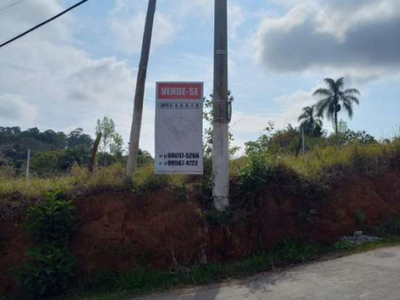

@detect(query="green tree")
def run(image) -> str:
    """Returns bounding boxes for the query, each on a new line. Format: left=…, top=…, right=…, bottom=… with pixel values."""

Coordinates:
left=313, top=77, right=360, bottom=135
left=95, top=117, right=116, bottom=155
left=298, top=106, right=323, bottom=134
left=67, top=128, right=93, bottom=149
left=30, top=151, right=65, bottom=176
left=137, top=149, right=153, bottom=167
left=203, top=92, right=239, bottom=157
left=110, top=133, right=124, bottom=159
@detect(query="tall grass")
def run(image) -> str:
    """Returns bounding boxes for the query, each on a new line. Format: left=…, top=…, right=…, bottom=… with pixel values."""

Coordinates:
left=0, top=164, right=128, bottom=220
left=1, top=141, right=399, bottom=220
left=282, top=141, right=400, bottom=178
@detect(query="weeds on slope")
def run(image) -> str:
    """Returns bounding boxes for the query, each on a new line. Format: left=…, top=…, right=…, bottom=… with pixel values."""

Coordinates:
left=1, top=141, right=400, bottom=220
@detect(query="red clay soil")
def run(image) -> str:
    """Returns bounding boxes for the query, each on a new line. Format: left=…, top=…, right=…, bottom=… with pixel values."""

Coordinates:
left=1, top=171, right=400, bottom=294
left=72, top=189, right=206, bottom=274
left=313, top=172, right=400, bottom=242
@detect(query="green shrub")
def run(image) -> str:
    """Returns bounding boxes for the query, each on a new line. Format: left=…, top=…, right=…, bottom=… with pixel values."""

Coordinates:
left=334, top=240, right=354, bottom=251
left=236, top=155, right=271, bottom=205
left=18, top=191, right=78, bottom=299
left=273, top=240, right=324, bottom=264
left=355, top=208, right=366, bottom=225
left=193, top=157, right=213, bottom=209
left=30, top=150, right=66, bottom=176
left=184, top=264, right=222, bottom=285
left=116, top=269, right=175, bottom=292
left=18, top=245, right=75, bottom=300
left=200, top=209, right=233, bottom=227
left=26, top=191, right=77, bottom=247
left=133, top=165, right=170, bottom=195
left=367, top=217, right=400, bottom=237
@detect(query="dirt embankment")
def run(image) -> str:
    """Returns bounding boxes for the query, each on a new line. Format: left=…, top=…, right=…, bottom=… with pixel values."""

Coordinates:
left=1, top=171, right=400, bottom=293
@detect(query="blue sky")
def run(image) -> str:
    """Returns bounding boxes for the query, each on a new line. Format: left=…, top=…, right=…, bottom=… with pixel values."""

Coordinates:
left=1, top=0, right=399, bottom=154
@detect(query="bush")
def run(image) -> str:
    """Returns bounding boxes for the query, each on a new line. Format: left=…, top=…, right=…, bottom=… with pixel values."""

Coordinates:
left=236, top=155, right=271, bottom=204
left=26, top=191, right=77, bottom=247
left=273, top=240, right=325, bottom=263
left=366, top=217, right=400, bottom=237
left=30, top=150, right=66, bottom=176
left=18, top=191, right=77, bottom=299
left=355, top=208, right=366, bottom=225
left=18, top=246, right=75, bottom=300
left=133, top=165, right=170, bottom=195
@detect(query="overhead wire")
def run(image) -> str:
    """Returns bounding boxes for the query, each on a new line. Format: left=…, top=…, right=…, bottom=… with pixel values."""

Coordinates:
left=0, top=0, right=89, bottom=49
left=0, top=0, right=27, bottom=13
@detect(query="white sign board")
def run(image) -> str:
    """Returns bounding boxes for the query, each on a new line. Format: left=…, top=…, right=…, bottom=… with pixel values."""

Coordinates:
left=155, top=82, right=204, bottom=174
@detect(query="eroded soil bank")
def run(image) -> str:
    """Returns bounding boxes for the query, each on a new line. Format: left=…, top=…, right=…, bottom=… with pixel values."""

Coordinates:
left=1, top=171, right=400, bottom=293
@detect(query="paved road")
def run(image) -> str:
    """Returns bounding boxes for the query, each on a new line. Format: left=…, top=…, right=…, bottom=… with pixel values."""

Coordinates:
left=141, top=246, right=400, bottom=300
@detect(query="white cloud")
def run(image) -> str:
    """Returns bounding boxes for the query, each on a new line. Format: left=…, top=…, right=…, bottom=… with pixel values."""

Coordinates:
left=63, top=57, right=135, bottom=104
left=109, top=9, right=175, bottom=54
left=256, top=0, right=400, bottom=81
left=0, top=0, right=72, bottom=43
left=229, top=89, right=315, bottom=150
left=0, top=95, right=37, bottom=125
left=0, top=0, right=143, bottom=148
left=229, top=4, right=246, bottom=38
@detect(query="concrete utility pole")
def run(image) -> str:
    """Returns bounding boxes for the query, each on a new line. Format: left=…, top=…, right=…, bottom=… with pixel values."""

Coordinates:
left=212, top=0, right=230, bottom=211
left=26, top=149, right=31, bottom=179
left=126, top=0, right=157, bottom=177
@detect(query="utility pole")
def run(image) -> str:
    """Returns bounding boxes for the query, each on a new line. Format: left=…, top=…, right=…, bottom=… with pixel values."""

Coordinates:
left=212, top=0, right=229, bottom=211
left=126, top=0, right=157, bottom=178
left=26, top=149, right=31, bottom=179
left=302, top=127, right=305, bottom=155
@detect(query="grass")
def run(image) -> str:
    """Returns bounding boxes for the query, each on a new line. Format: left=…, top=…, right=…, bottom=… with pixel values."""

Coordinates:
left=58, top=236, right=400, bottom=300
left=0, top=164, right=131, bottom=220
left=281, top=142, right=400, bottom=178
left=1, top=141, right=399, bottom=199
left=1, top=141, right=399, bottom=220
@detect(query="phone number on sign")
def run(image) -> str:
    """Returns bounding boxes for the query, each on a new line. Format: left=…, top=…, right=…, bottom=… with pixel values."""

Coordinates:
left=166, top=153, right=200, bottom=159
left=166, top=160, right=199, bottom=166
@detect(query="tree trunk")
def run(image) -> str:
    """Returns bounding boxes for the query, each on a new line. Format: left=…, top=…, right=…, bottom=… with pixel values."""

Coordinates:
left=335, top=110, right=338, bottom=136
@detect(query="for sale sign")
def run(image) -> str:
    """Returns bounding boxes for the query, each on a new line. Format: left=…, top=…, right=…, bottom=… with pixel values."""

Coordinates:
left=155, top=82, right=204, bottom=174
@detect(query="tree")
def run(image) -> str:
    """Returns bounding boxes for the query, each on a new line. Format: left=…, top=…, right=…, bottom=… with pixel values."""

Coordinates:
left=137, top=149, right=153, bottom=167
left=67, top=128, right=93, bottom=150
left=95, top=117, right=116, bottom=155
left=203, top=92, right=239, bottom=157
left=328, top=120, right=377, bottom=146
left=313, top=77, right=360, bottom=135
left=110, top=133, right=124, bottom=159
left=298, top=106, right=323, bottom=135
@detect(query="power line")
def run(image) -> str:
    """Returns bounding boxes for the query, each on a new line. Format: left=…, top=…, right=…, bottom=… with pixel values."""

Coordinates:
left=0, top=0, right=89, bottom=49
left=0, top=0, right=27, bottom=13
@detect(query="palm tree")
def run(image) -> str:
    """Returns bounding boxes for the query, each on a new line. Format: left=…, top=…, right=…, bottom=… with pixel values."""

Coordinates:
left=313, top=77, right=360, bottom=135
left=298, top=105, right=323, bottom=134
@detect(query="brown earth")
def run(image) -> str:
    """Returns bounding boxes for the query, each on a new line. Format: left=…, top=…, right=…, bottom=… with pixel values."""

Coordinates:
left=1, top=172, right=400, bottom=294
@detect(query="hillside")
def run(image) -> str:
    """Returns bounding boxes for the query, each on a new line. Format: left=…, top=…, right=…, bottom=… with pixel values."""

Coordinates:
left=1, top=142, right=400, bottom=298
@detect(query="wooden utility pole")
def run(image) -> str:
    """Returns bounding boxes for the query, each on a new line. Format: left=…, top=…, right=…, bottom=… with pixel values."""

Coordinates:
left=212, top=0, right=230, bottom=211
left=126, top=0, right=157, bottom=177
left=88, top=132, right=102, bottom=173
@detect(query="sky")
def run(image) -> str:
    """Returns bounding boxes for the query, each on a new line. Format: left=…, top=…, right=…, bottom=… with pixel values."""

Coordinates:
left=0, top=0, right=399, bottom=154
